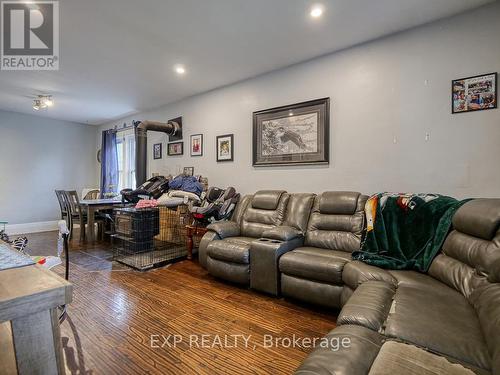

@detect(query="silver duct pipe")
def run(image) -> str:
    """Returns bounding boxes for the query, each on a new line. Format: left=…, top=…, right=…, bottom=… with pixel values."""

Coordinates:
left=135, top=120, right=181, bottom=187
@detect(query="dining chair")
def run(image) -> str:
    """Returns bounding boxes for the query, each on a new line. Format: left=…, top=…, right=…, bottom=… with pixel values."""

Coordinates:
left=55, top=190, right=68, bottom=220
left=58, top=220, right=70, bottom=322
left=83, top=189, right=100, bottom=200
left=64, top=190, right=87, bottom=241
left=65, top=191, right=106, bottom=242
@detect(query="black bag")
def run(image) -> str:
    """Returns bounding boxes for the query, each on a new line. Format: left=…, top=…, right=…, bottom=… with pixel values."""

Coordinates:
left=120, top=176, right=169, bottom=204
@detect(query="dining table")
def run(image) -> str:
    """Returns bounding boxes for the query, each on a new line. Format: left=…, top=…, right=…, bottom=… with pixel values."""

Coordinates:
left=79, top=198, right=124, bottom=243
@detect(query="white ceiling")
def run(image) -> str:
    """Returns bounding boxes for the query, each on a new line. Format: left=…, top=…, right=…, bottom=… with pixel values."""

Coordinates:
left=0, top=0, right=494, bottom=125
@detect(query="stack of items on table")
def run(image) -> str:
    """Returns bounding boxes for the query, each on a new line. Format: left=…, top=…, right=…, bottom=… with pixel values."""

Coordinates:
left=156, top=174, right=205, bottom=207
left=124, top=174, right=209, bottom=209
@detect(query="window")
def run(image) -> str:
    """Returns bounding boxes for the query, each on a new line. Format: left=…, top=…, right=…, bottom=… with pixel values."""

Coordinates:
left=116, top=129, right=136, bottom=191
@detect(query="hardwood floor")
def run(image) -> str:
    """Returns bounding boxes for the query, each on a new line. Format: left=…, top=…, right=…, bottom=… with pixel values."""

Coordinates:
left=21, top=231, right=337, bottom=375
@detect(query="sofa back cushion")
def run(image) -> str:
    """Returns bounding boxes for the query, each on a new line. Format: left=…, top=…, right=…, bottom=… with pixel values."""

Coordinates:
left=428, top=199, right=500, bottom=299
left=231, top=194, right=253, bottom=225
left=304, top=191, right=367, bottom=252
left=282, top=193, right=316, bottom=232
left=240, top=190, right=289, bottom=238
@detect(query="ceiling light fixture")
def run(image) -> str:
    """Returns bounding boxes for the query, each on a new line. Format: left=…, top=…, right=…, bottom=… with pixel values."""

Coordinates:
left=44, top=96, right=54, bottom=107
left=174, top=65, right=186, bottom=75
left=310, top=5, right=324, bottom=18
left=32, top=95, right=54, bottom=110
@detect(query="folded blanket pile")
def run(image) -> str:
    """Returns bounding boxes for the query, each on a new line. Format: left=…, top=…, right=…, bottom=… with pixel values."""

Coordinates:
left=135, top=199, right=158, bottom=209
left=352, top=192, right=469, bottom=272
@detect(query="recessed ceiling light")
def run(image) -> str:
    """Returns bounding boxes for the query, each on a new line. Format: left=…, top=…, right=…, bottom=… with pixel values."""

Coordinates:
left=174, top=65, right=186, bottom=75
left=310, top=5, right=323, bottom=18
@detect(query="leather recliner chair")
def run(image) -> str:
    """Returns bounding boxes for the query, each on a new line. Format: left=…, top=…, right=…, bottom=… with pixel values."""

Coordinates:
left=202, top=190, right=289, bottom=285
left=279, top=191, right=368, bottom=308
left=198, top=194, right=251, bottom=269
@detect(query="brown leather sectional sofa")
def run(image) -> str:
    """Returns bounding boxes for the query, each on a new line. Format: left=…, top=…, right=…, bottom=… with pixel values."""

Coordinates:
left=198, top=190, right=500, bottom=375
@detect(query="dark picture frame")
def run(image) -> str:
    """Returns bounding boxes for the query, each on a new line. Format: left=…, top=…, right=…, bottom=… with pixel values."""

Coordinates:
left=167, top=141, right=183, bottom=156
left=183, top=167, right=194, bottom=176
left=153, top=143, right=162, bottom=159
left=190, top=134, right=203, bottom=156
left=253, top=98, right=330, bottom=166
left=216, top=134, right=234, bottom=162
left=452, top=73, right=497, bottom=114
left=168, top=116, right=183, bottom=142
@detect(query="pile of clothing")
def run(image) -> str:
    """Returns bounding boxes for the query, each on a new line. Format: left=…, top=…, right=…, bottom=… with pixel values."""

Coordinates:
left=157, top=175, right=204, bottom=207
left=168, top=175, right=203, bottom=195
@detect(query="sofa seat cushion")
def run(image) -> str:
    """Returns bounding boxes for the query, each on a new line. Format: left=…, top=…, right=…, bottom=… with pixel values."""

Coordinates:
left=206, top=257, right=250, bottom=285
left=385, top=283, right=491, bottom=371
left=390, top=269, right=453, bottom=289
left=206, top=237, right=255, bottom=264
left=369, top=341, right=479, bottom=375
left=279, top=247, right=351, bottom=284
left=295, top=325, right=384, bottom=375
left=281, top=274, right=343, bottom=308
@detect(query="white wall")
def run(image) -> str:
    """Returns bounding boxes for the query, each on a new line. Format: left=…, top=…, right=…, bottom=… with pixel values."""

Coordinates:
left=0, top=110, right=97, bottom=227
left=98, top=3, right=500, bottom=199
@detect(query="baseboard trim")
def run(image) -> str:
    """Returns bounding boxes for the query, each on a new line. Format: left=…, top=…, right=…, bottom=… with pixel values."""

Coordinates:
left=6, top=220, right=60, bottom=235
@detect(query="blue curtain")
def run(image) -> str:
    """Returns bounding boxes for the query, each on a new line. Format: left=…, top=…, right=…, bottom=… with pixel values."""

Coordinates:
left=100, top=130, right=119, bottom=198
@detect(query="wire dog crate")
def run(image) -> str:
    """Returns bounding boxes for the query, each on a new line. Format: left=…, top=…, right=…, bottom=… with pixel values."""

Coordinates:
left=112, top=205, right=192, bottom=271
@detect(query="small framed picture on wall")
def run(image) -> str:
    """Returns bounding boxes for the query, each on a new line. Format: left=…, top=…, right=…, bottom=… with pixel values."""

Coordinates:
left=168, top=116, right=183, bottom=142
left=153, top=143, right=162, bottom=159
left=190, top=134, right=203, bottom=156
left=183, top=167, right=194, bottom=176
left=452, top=73, right=497, bottom=114
left=216, top=134, right=234, bottom=162
left=167, top=141, right=183, bottom=156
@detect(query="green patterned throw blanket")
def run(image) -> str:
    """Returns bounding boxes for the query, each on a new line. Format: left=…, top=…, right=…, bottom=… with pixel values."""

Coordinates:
left=352, top=193, right=469, bottom=272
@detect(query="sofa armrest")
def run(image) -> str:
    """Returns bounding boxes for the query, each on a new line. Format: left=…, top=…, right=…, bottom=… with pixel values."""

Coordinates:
left=198, top=231, right=220, bottom=268
left=206, top=221, right=240, bottom=238
left=262, top=226, right=303, bottom=241
left=343, top=261, right=398, bottom=290
left=337, top=281, right=396, bottom=332
left=250, top=237, right=304, bottom=295
left=295, top=325, right=384, bottom=375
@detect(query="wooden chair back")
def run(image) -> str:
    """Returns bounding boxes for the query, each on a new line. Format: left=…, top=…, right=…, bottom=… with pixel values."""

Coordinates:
left=83, top=189, right=100, bottom=200
left=55, top=190, right=68, bottom=217
left=65, top=191, right=83, bottom=217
